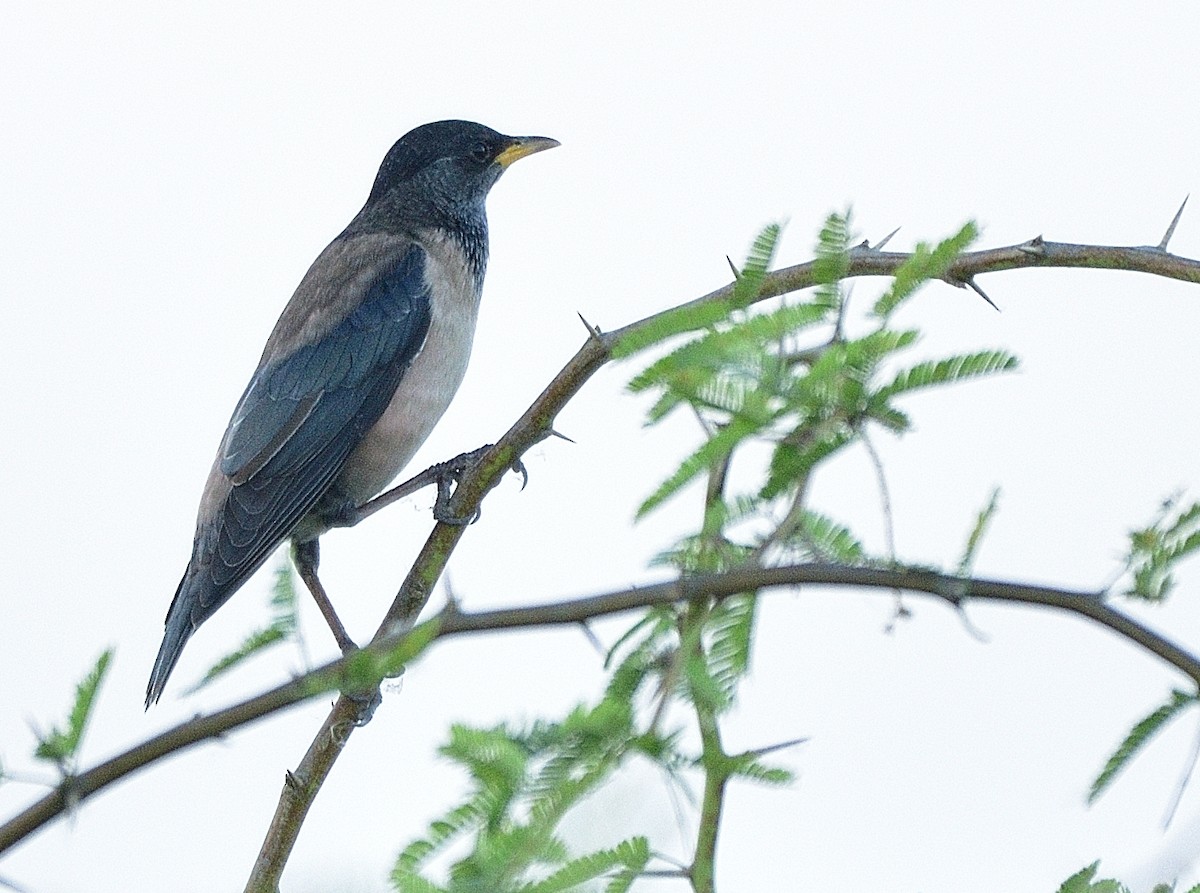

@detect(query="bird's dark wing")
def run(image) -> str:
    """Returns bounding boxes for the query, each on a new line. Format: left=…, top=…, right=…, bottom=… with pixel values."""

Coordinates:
left=204, top=238, right=433, bottom=596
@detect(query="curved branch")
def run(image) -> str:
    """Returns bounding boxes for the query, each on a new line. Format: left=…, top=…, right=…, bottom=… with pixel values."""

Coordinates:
left=6, top=559, right=1200, bottom=859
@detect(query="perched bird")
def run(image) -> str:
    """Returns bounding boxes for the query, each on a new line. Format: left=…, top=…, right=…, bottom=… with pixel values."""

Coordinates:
left=146, top=120, right=558, bottom=706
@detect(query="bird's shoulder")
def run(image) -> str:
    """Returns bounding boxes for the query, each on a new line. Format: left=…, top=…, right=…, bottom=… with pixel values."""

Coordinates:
left=259, top=231, right=425, bottom=362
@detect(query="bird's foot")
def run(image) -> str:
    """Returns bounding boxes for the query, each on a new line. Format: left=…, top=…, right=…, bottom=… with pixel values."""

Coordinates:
left=343, top=686, right=383, bottom=727
left=429, top=444, right=529, bottom=524
left=431, top=445, right=491, bottom=525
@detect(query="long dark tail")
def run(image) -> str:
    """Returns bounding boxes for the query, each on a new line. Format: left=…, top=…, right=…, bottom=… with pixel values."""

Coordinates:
left=145, top=573, right=198, bottom=708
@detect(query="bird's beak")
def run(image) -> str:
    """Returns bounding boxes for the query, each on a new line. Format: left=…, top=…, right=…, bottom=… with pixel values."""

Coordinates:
left=495, top=135, right=560, bottom=169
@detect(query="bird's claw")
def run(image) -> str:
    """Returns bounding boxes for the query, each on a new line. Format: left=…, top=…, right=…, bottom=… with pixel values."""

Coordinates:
left=434, top=475, right=482, bottom=525
left=344, top=686, right=383, bottom=727
left=431, top=446, right=490, bottom=525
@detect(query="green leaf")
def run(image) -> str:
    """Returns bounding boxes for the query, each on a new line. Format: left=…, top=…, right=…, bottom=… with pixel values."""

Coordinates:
left=706, top=595, right=757, bottom=702
left=761, top=426, right=855, bottom=500
left=189, top=627, right=288, bottom=693
left=874, top=350, right=1018, bottom=402
left=34, top=648, right=113, bottom=768
left=873, top=221, right=978, bottom=318
left=628, top=301, right=829, bottom=398
left=613, top=223, right=782, bottom=359
left=393, top=794, right=494, bottom=879
left=190, top=560, right=301, bottom=692
left=1058, top=863, right=1101, bottom=893
left=1057, top=863, right=1129, bottom=893
left=1089, top=689, right=1198, bottom=804
left=1125, top=498, right=1200, bottom=602
left=392, top=875, right=446, bottom=893
left=730, top=223, right=783, bottom=307
left=957, top=488, right=1001, bottom=578
left=604, top=838, right=651, bottom=893
left=518, top=837, right=649, bottom=893
left=637, top=418, right=757, bottom=519
left=811, top=210, right=852, bottom=307
left=787, top=510, right=867, bottom=563
left=683, top=644, right=730, bottom=714
left=725, top=752, right=795, bottom=786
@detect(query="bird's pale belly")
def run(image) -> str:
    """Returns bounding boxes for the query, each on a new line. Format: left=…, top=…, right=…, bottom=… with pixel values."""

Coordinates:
left=335, top=286, right=478, bottom=507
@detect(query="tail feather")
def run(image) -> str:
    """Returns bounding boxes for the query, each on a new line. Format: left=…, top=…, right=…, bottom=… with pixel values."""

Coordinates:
left=145, top=575, right=197, bottom=708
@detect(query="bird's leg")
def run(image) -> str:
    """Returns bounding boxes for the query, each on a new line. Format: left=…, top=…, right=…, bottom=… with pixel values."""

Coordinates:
left=324, top=444, right=530, bottom=529
left=293, top=538, right=381, bottom=726
left=291, top=538, right=358, bottom=655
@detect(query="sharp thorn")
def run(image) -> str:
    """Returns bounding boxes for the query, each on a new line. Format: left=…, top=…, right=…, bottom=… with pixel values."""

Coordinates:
left=746, top=736, right=811, bottom=758
left=874, top=226, right=901, bottom=251
left=577, top=311, right=603, bottom=341
left=965, top=277, right=1001, bottom=312
left=1016, top=235, right=1046, bottom=257
left=726, top=255, right=742, bottom=281
left=442, top=575, right=461, bottom=612
left=578, top=620, right=606, bottom=655
left=1158, top=195, right=1189, bottom=251
left=548, top=428, right=576, bottom=444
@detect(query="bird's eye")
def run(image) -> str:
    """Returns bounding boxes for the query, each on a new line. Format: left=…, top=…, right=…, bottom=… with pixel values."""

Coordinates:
left=470, top=142, right=492, bottom=164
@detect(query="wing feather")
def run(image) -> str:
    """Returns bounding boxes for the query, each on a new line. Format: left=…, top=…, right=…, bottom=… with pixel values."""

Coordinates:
left=196, top=237, right=433, bottom=604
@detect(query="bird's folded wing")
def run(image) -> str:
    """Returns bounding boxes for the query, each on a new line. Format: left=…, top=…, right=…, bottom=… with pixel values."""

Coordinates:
left=205, top=238, right=433, bottom=593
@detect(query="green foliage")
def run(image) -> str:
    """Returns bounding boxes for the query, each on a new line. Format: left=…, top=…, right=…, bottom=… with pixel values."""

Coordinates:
left=957, top=488, right=1001, bottom=578
left=724, top=751, right=795, bottom=787
left=390, top=699, right=652, bottom=893
left=873, top=350, right=1018, bottom=404
left=33, top=649, right=112, bottom=773
left=789, top=510, right=867, bottom=563
left=636, top=418, right=758, bottom=520
left=405, top=213, right=1198, bottom=893
left=612, top=223, right=783, bottom=359
left=344, top=618, right=439, bottom=689
left=518, top=839, right=650, bottom=893
left=624, top=216, right=1010, bottom=571
left=872, top=221, right=977, bottom=318
left=811, top=210, right=851, bottom=305
left=1125, top=496, right=1200, bottom=602
left=1089, top=689, right=1199, bottom=804
left=1057, top=862, right=1130, bottom=893
left=1052, top=863, right=1194, bottom=893
left=191, top=559, right=302, bottom=692
left=702, top=595, right=757, bottom=707
left=391, top=572, right=792, bottom=892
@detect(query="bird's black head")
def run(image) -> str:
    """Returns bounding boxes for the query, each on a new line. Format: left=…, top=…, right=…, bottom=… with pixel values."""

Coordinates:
left=359, top=120, right=558, bottom=233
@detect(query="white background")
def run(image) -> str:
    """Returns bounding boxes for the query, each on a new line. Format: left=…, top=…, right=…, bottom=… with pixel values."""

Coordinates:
left=3, top=3, right=1200, bottom=891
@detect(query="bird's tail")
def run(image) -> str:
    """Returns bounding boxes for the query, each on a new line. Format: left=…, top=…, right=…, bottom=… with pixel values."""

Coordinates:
left=145, top=573, right=197, bottom=708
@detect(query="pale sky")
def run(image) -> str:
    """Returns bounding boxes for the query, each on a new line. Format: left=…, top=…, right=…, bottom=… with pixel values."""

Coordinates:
left=3, top=3, right=1200, bottom=891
